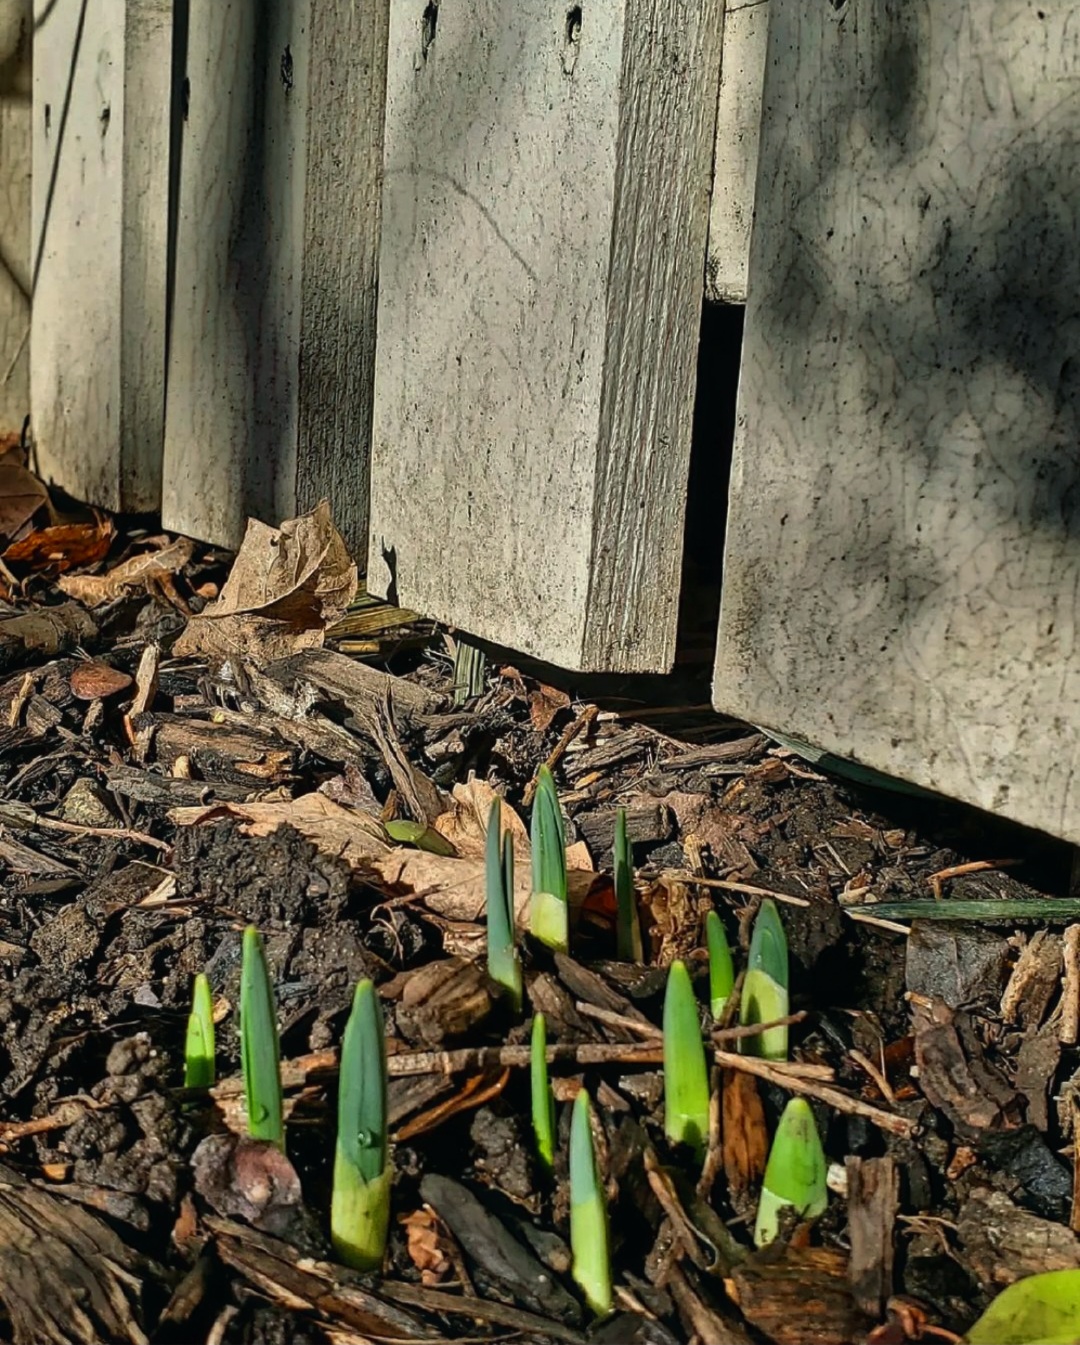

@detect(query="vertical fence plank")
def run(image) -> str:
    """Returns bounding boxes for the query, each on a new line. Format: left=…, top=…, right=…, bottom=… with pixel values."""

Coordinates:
left=714, top=0, right=1080, bottom=841
left=0, top=0, right=29, bottom=434
left=31, top=0, right=170, bottom=510
left=705, top=0, right=768, bottom=305
left=368, top=0, right=723, bottom=672
left=163, top=0, right=387, bottom=555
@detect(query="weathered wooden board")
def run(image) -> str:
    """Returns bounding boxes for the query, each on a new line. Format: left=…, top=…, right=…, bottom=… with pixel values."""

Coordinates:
left=368, top=0, right=724, bottom=672
left=31, top=0, right=171, bottom=510
left=162, top=0, right=387, bottom=556
left=705, top=0, right=768, bottom=305
left=714, top=0, right=1080, bottom=840
left=0, top=0, right=29, bottom=434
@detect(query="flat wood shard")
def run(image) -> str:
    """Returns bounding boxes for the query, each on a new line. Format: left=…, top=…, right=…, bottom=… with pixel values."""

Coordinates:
left=714, top=0, right=1080, bottom=843
left=368, top=0, right=724, bottom=672
left=705, top=0, right=769, bottom=305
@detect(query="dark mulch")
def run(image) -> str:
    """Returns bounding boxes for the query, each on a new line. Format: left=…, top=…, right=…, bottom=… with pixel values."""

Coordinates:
left=1, top=509, right=1079, bottom=1345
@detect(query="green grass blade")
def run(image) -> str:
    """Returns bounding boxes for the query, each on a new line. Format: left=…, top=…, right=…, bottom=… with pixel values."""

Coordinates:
left=530, top=1013, right=555, bottom=1173
left=333, top=979, right=391, bottom=1271
left=739, top=899, right=789, bottom=1060
left=662, top=959, right=710, bottom=1157
left=485, top=798, right=522, bottom=1011
left=613, top=807, right=642, bottom=962
left=753, top=1097, right=827, bottom=1247
left=569, top=1090, right=612, bottom=1317
left=705, top=911, right=734, bottom=1019
left=240, top=926, right=284, bottom=1150
left=529, top=767, right=568, bottom=951
left=184, top=973, right=216, bottom=1089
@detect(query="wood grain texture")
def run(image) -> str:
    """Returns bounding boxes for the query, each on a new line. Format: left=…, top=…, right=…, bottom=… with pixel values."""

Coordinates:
left=705, top=0, right=768, bottom=304
left=31, top=0, right=169, bottom=511
left=369, top=0, right=723, bottom=673
left=163, top=0, right=386, bottom=554
left=714, top=0, right=1080, bottom=842
left=0, top=0, right=29, bottom=433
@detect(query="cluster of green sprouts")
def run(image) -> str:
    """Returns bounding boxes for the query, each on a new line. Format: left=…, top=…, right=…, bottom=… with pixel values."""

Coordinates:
left=185, top=927, right=391, bottom=1272
left=180, top=776, right=828, bottom=1308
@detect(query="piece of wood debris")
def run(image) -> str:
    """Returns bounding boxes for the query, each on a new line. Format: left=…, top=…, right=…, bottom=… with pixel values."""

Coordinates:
left=846, top=1156, right=899, bottom=1320
left=0, top=1162, right=153, bottom=1345
left=1001, top=929, right=1063, bottom=1029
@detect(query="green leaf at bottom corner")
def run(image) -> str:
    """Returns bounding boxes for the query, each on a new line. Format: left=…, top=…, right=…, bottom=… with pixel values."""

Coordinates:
left=964, top=1269, right=1080, bottom=1345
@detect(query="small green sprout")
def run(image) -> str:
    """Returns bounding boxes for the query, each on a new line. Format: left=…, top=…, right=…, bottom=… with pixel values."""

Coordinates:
left=740, top=898, right=789, bottom=1059
left=184, top=972, right=216, bottom=1089
left=662, top=959, right=710, bottom=1157
left=529, top=765, right=568, bottom=952
left=530, top=1012, right=555, bottom=1174
left=613, top=807, right=643, bottom=962
left=753, top=1097, right=827, bottom=1247
left=705, top=910, right=734, bottom=1019
left=384, top=818, right=456, bottom=855
left=240, top=926, right=284, bottom=1150
left=486, top=798, right=523, bottom=1012
left=332, top=979, right=391, bottom=1271
left=569, top=1089, right=612, bottom=1317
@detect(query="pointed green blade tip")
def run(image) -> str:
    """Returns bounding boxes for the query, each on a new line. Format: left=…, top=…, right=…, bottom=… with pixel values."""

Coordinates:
left=662, top=959, right=710, bottom=1155
left=754, top=1097, right=827, bottom=1246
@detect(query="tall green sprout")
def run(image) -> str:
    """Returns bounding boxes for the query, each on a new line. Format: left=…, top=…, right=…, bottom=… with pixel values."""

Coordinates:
left=662, top=959, right=710, bottom=1157
left=613, top=807, right=642, bottom=961
left=705, top=910, right=734, bottom=1019
left=569, top=1090, right=612, bottom=1317
left=240, top=926, right=284, bottom=1150
left=529, top=765, right=568, bottom=952
left=332, top=979, right=391, bottom=1271
left=753, top=1097, right=827, bottom=1246
left=486, top=798, right=523, bottom=1011
left=184, top=972, right=216, bottom=1089
left=530, top=1012, right=556, bottom=1173
left=740, top=899, right=789, bottom=1059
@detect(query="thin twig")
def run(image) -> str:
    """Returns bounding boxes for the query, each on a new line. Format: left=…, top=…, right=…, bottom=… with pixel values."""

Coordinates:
left=1063, top=925, right=1080, bottom=1047
left=712, top=1050, right=913, bottom=1137
left=523, top=703, right=599, bottom=805
left=658, top=872, right=811, bottom=908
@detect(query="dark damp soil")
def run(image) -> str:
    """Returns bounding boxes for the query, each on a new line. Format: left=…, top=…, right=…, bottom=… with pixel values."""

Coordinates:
left=1, top=537, right=1078, bottom=1345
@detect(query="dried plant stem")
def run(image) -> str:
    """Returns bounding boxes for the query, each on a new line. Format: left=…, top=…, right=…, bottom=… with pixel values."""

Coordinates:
left=713, top=1050, right=913, bottom=1137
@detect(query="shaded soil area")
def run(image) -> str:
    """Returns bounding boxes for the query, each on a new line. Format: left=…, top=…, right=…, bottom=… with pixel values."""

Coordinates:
left=1, top=505, right=1080, bottom=1345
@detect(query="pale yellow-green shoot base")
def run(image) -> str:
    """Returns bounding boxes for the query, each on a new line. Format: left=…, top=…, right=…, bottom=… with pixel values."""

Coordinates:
left=529, top=890, right=569, bottom=952
left=571, top=1187, right=612, bottom=1317
left=331, top=1161, right=392, bottom=1272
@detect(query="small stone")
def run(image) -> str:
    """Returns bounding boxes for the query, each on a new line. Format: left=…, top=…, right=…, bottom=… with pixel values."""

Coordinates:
left=59, top=777, right=117, bottom=829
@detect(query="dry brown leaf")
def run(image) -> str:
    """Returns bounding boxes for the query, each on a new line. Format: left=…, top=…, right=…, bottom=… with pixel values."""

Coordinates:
left=168, top=794, right=390, bottom=868
left=2, top=515, right=114, bottom=572
left=174, top=501, right=356, bottom=661
left=58, top=536, right=194, bottom=607
left=432, top=778, right=529, bottom=859
left=529, top=681, right=571, bottom=733
left=395, top=1070, right=511, bottom=1142
left=371, top=846, right=597, bottom=923
left=170, top=782, right=599, bottom=925
left=0, top=459, right=48, bottom=544
left=399, top=1207, right=452, bottom=1284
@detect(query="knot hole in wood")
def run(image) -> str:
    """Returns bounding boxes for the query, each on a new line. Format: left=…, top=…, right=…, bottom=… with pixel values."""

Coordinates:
left=563, top=5, right=582, bottom=76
